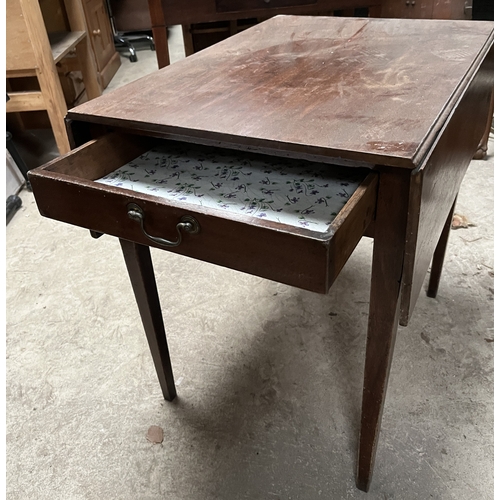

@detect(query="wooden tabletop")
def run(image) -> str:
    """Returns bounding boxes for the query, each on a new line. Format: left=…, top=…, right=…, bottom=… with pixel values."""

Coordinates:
left=68, top=16, right=493, bottom=169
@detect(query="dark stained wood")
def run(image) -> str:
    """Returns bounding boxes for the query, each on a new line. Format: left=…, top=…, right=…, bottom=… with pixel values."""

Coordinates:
left=67, top=17, right=494, bottom=170
left=156, top=0, right=378, bottom=26
left=379, top=0, right=487, bottom=163
left=181, top=24, right=195, bottom=57
left=430, top=0, right=470, bottom=19
left=26, top=17, right=495, bottom=492
left=328, top=172, right=377, bottom=284
left=158, top=0, right=383, bottom=68
left=38, top=131, right=154, bottom=179
left=89, top=230, right=104, bottom=239
left=147, top=0, right=170, bottom=68
left=427, top=197, right=456, bottom=299
left=120, top=239, right=177, bottom=401
left=474, top=89, right=494, bottom=159
left=382, top=0, right=435, bottom=19
left=357, top=167, right=410, bottom=492
left=65, top=118, right=91, bottom=149
left=28, top=136, right=377, bottom=294
left=366, top=3, right=381, bottom=16
left=381, top=0, right=470, bottom=19
left=216, top=0, right=318, bottom=13
left=399, top=46, right=494, bottom=326
left=152, top=25, right=170, bottom=68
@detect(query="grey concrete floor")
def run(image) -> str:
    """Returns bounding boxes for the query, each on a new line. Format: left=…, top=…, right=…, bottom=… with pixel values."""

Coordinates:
left=6, top=25, right=494, bottom=500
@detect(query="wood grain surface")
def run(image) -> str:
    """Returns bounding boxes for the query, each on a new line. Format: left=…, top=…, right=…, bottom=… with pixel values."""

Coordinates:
left=28, top=14, right=494, bottom=492
left=67, top=16, right=493, bottom=168
left=400, top=46, right=494, bottom=325
left=120, top=239, right=177, bottom=401
left=357, top=166, right=411, bottom=491
left=6, top=0, right=37, bottom=72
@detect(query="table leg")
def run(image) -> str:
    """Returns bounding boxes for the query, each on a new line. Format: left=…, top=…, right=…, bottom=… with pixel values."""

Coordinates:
left=357, top=170, right=409, bottom=492
left=473, top=89, right=493, bottom=160
left=427, top=198, right=457, bottom=299
left=182, top=24, right=195, bottom=57
left=120, top=239, right=177, bottom=401
left=147, top=0, right=170, bottom=68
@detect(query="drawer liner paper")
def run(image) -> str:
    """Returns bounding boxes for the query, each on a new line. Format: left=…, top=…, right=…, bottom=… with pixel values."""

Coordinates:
left=96, top=143, right=368, bottom=230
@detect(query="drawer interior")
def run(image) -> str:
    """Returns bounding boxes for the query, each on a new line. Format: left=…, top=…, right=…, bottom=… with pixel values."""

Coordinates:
left=94, top=139, right=371, bottom=232
left=40, top=132, right=156, bottom=180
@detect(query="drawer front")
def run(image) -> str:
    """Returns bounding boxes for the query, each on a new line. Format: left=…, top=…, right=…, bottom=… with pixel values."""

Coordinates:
left=28, top=133, right=377, bottom=294
left=215, top=0, right=317, bottom=13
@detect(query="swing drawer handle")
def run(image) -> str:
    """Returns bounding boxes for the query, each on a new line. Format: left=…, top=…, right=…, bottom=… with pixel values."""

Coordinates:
left=127, top=203, right=200, bottom=248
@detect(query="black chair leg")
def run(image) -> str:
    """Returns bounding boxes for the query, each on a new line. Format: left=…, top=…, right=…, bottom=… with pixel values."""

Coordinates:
left=6, top=195, right=22, bottom=225
left=114, top=36, right=138, bottom=62
left=6, top=131, right=31, bottom=191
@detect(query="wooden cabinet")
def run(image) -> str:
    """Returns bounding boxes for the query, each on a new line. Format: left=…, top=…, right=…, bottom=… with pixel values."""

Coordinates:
left=381, top=0, right=472, bottom=19
left=6, top=0, right=102, bottom=153
left=7, top=0, right=120, bottom=135
left=82, top=0, right=120, bottom=88
left=40, top=0, right=120, bottom=89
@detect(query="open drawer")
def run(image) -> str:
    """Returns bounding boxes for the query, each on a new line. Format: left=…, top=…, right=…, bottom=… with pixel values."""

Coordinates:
left=28, top=132, right=378, bottom=294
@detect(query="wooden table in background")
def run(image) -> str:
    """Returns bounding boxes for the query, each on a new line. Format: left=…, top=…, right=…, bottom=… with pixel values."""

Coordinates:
left=147, top=0, right=383, bottom=67
left=29, top=16, right=494, bottom=490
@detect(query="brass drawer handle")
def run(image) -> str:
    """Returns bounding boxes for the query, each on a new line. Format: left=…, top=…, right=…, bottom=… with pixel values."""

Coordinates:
left=127, top=203, right=200, bottom=248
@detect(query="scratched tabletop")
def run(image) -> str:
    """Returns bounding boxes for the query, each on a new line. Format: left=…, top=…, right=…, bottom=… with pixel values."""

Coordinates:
left=68, top=16, right=494, bottom=169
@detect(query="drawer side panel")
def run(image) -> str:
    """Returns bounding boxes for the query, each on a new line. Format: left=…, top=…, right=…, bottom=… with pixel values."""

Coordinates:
left=328, top=173, right=378, bottom=287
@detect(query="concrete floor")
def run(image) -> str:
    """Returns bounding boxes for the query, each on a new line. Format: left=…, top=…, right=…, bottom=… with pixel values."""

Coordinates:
left=6, top=25, right=494, bottom=499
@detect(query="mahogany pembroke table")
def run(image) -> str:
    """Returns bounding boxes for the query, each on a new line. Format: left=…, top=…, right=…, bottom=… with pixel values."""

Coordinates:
left=28, top=16, right=493, bottom=491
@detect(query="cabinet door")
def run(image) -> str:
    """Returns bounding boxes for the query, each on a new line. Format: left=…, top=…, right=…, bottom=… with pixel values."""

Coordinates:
left=83, top=0, right=115, bottom=71
left=381, top=0, right=469, bottom=18
left=381, top=0, right=433, bottom=18
left=432, top=0, right=470, bottom=19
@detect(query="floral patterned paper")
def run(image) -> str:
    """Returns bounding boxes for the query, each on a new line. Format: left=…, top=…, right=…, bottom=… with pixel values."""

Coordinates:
left=96, top=143, right=369, bottom=231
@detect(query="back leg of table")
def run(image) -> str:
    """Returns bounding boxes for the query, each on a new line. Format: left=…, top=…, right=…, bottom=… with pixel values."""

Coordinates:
left=119, top=239, right=177, bottom=401
left=427, top=198, right=457, bottom=299
left=148, top=0, right=170, bottom=68
left=357, top=169, right=409, bottom=492
left=473, top=89, right=493, bottom=160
